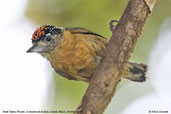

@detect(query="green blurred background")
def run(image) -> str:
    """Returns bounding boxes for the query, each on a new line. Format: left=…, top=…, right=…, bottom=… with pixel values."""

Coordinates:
left=25, top=0, right=171, bottom=113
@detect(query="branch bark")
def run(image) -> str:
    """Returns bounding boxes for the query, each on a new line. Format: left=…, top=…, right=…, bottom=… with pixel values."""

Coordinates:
left=75, top=0, right=156, bottom=114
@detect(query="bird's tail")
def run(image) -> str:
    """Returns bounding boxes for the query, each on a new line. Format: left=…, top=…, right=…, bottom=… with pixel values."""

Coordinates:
left=122, top=62, right=148, bottom=82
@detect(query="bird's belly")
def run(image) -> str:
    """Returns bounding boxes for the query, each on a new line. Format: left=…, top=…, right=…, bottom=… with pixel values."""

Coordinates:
left=49, top=49, right=97, bottom=82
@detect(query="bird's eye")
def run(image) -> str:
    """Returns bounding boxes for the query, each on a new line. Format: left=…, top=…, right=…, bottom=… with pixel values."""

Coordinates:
left=45, top=36, right=52, bottom=42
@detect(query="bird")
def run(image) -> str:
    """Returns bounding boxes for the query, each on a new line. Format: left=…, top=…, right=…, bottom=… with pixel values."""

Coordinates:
left=27, top=25, right=147, bottom=83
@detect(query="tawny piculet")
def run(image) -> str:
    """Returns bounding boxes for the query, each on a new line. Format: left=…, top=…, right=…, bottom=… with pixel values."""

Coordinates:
left=27, top=25, right=147, bottom=83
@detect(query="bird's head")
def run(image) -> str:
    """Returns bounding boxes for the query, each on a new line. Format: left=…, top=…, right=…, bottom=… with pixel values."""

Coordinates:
left=27, top=25, right=63, bottom=56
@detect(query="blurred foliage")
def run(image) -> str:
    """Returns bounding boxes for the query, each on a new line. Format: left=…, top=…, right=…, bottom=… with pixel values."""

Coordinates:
left=26, top=0, right=127, bottom=37
left=26, top=0, right=171, bottom=113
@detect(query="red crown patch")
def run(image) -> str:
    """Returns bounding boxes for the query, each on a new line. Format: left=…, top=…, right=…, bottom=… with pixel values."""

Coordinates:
left=32, top=25, right=49, bottom=41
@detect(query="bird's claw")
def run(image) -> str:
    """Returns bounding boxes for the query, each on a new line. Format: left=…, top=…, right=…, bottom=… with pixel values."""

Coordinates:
left=110, top=20, right=118, bottom=33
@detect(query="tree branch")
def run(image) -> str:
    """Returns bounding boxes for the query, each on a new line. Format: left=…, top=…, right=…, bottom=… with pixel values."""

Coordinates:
left=75, top=0, right=156, bottom=114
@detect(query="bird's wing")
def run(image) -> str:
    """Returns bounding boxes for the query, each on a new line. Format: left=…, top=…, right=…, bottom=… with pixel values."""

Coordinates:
left=66, top=27, right=108, bottom=56
left=65, top=27, right=107, bottom=39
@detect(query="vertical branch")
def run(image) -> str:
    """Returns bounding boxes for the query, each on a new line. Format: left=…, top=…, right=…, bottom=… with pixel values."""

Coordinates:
left=75, top=0, right=156, bottom=114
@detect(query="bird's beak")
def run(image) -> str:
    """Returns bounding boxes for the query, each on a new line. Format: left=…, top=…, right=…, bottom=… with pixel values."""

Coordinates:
left=26, top=44, right=48, bottom=53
